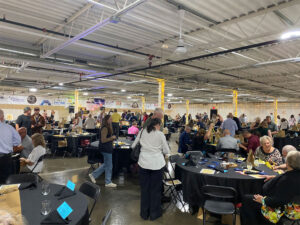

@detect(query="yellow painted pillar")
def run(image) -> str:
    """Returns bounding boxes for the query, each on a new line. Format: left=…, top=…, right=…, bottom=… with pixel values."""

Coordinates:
left=186, top=100, right=189, bottom=125
left=274, top=98, right=278, bottom=124
left=157, top=79, right=165, bottom=112
left=141, top=96, right=145, bottom=112
left=74, top=90, right=79, bottom=113
left=233, top=90, right=238, bottom=117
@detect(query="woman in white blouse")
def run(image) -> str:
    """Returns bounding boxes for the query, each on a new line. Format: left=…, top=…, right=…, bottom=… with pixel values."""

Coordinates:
left=132, top=118, right=170, bottom=221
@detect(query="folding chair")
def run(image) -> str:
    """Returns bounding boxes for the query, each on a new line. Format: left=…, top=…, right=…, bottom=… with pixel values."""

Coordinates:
left=163, top=154, right=188, bottom=212
left=101, top=209, right=112, bottom=225
left=29, top=154, right=45, bottom=182
left=86, top=147, right=103, bottom=175
left=79, top=181, right=100, bottom=223
left=202, top=185, right=237, bottom=225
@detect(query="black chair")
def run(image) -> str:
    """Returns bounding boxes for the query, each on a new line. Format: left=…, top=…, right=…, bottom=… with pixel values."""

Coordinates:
left=86, top=147, right=103, bottom=174
left=163, top=154, right=187, bottom=212
left=101, top=209, right=112, bottom=225
left=202, top=185, right=237, bottom=225
left=79, top=181, right=100, bottom=222
left=6, top=173, right=38, bottom=185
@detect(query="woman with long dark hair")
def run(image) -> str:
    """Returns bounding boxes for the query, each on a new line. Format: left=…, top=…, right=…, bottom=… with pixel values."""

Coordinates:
left=89, top=115, right=117, bottom=187
left=132, top=118, right=170, bottom=220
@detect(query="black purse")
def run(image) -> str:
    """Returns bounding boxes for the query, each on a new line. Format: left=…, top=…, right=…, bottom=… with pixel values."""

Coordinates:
left=131, top=129, right=144, bottom=162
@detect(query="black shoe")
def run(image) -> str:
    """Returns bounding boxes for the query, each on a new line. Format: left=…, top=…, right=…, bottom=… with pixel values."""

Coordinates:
left=161, top=196, right=171, bottom=203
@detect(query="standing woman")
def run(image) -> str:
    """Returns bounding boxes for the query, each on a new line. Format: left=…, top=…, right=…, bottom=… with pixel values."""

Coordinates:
left=89, top=115, right=117, bottom=187
left=132, top=118, right=170, bottom=220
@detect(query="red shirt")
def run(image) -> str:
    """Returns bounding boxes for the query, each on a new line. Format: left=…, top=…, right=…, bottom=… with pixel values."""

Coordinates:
left=247, top=134, right=260, bottom=152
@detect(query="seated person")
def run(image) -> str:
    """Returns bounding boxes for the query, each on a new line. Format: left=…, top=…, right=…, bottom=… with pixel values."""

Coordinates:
left=20, top=133, right=46, bottom=173
left=250, top=117, right=261, bottom=130
left=196, top=118, right=206, bottom=129
left=128, top=121, right=139, bottom=135
left=239, top=130, right=260, bottom=153
left=255, top=135, right=283, bottom=165
left=240, top=151, right=300, bottom=225
left=192, top=129, right=207, bottom=151
left=274, top=145, right=297, bottom=170
left=256, top=120, right=272, bottom=137
left=217, top=129, right=239, bottom=151
left=18, top=127, right=34, bottom=158
left=178, top=126, right=192, bottom=154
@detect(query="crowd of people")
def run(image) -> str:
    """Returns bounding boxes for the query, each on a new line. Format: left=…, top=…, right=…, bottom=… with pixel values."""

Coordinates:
left=1, top=105, right=300, bottom=224
left=0, top=108, right=47, bottom=184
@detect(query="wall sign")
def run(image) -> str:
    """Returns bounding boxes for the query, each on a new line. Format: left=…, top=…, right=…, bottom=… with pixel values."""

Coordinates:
left=27, top=95, right=37, bottom=104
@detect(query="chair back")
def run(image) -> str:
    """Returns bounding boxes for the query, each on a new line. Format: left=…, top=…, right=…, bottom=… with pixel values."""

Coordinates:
left=202, top=185, right=237, bottom=204
left=79, top=181, right=100, bottom=217
left=31, top=154, right=45, bottom=173
left=6, top=174, right=38, bottom=185
left=168, top=154, right=180, bottom=164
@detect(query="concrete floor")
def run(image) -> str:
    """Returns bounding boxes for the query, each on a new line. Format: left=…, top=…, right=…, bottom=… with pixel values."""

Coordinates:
left=40, top=133, right=223, bottom=225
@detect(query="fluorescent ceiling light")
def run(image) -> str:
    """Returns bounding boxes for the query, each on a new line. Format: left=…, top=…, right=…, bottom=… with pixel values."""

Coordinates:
left=281, top=30, right=300, bottom=40
left=125, top=80, right=146, bottom=84
left=58, top=83, right=64, bottom=86
left=219, top=47, right=259, bottom=62
left=127, top=96, right=132, bottom=99
left=185, top=88, right=209, bottom=92
left=0, top=47, right=37, bottom=56
left=29, top=88, right=37, bottom=92
left=86, top=0, right=117, bottom=11
left=167, top=93, right=173, bottom=97
left=83, top=92, right=88, bottom=96
left=0, top=64, right=19, bottom=69
left=82, top=72, right=112, bottom=78
left=121, top=89, right=126, bottom=92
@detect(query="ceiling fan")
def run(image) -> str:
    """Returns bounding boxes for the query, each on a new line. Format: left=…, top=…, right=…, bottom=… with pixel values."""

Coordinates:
left=174, top=9, right=192, bottom=54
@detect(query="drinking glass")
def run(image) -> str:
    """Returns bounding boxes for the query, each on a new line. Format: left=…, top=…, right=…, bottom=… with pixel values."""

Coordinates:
left=41, top=200, right=51, bottom=216
left=246, top=162, right=253, bottom=170
left=41, top=182, right=50, bottom=196
left=254, top=159, right=259, bottom=167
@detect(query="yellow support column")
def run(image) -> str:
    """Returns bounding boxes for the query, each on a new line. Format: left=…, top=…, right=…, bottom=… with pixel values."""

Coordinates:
left=232, top=90, right=238, bottom=117
left=157, top=79, right=165, bottom=112
left=274, top=98, right=278, bottom=124
left=141, top=96, right=145, bottom=112
left=74, top=90, right=79, bottom=113
left=186, top=100, right=189, bottom=125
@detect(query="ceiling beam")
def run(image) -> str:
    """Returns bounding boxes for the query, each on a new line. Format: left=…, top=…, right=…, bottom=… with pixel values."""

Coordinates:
left=40, top=0, right=146, bottom=58
left=34, top=3, right=94, bottom=46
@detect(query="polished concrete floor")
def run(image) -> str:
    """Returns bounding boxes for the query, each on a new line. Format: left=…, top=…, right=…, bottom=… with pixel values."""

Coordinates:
left=40, top=133, right=224, bottom=225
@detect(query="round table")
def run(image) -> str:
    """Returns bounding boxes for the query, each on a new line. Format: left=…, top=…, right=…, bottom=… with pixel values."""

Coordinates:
left=175, top=156, right=278, bottom=207
left=20, top=183, right=89, bottom=225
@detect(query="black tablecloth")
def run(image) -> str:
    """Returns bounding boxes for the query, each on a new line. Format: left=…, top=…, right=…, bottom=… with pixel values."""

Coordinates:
left=50, top=134, right=97, bottom=156
left=20, top=183, right=89, bottom=225
left=175, top=156, right=277, bottom=207
left=90, top=140, right=133, bottom=176
left=274, top=136, right=300, bottom=153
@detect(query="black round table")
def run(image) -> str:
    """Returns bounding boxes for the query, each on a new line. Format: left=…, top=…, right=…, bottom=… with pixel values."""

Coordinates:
left=20, top=183, right=89, bottom=225
left=175, top=156, right=278, bottom=207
